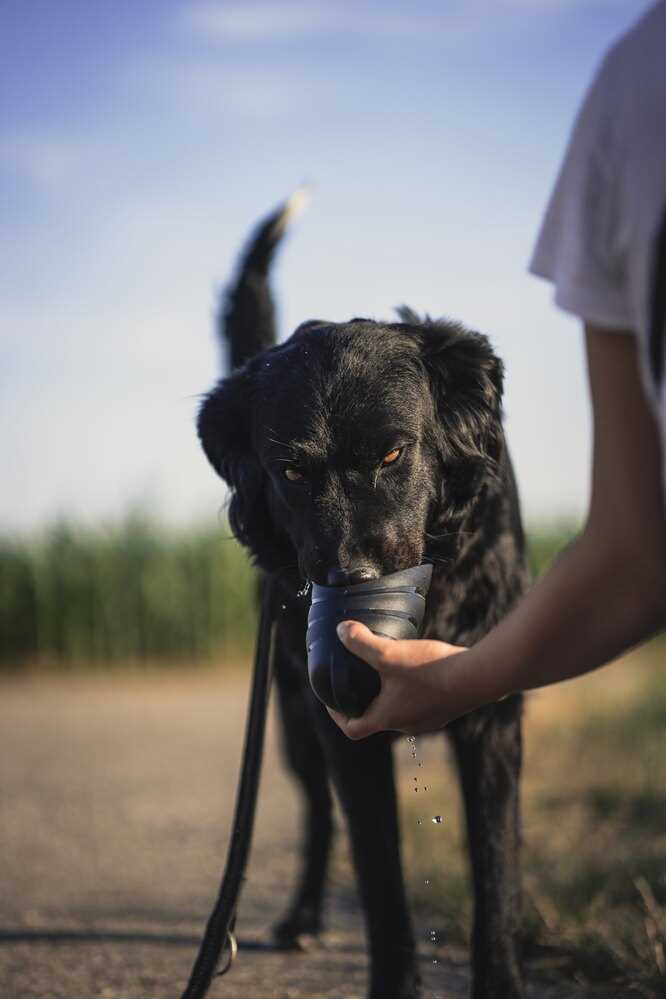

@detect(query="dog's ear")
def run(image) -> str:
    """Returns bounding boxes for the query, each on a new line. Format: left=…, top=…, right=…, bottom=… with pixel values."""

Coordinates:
left=197, top=368, right=272, bottom=552
left=418, top=322, right=505, bottom=477
left=197, top=368, right=252, bottom=480
left=292, top=318, right=328, bottom=337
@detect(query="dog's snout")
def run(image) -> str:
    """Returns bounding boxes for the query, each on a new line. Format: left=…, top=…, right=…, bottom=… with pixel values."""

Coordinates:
left=326, top=565, right=378, bottom=587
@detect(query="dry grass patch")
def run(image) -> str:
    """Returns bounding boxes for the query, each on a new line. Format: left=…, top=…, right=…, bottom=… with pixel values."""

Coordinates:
left=398, top=638, right=666, bottom=997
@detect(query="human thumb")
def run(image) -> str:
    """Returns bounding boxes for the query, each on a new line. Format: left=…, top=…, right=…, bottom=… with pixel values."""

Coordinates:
left=336, top=620, right=392, bottom=671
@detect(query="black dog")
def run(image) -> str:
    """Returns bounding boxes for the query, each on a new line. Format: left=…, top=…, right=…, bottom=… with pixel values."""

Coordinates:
left=198, top=195, right=528, bottom=999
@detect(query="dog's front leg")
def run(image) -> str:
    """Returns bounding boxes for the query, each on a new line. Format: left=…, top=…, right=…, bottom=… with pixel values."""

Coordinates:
left=451, top=698, right=524, bottom=999
left=272, top=634, right=335, bottom=947
left=315, top=708, right=421, bottom=999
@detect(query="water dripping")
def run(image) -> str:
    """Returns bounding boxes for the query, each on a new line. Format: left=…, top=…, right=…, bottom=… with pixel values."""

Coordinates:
left=407, top=735, right=417, bottom=760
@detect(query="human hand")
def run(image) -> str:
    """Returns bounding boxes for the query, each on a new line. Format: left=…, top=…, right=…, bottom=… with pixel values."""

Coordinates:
left=326, top=620, right=468, bottom=739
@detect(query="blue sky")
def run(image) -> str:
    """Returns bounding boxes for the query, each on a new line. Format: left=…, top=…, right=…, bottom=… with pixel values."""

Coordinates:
left=1, top=0, right=654, bottom=530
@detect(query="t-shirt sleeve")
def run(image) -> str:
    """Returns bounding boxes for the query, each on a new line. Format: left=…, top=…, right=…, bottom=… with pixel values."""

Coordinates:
left=529, top=53, right=633, bottom=330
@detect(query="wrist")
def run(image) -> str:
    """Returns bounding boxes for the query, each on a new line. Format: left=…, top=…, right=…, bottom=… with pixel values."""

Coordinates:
left=431, top=646, right=507, bottom=726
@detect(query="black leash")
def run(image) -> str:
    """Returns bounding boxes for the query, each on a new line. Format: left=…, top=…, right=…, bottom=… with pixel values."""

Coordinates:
left=180, top=577, right=277, bottom=999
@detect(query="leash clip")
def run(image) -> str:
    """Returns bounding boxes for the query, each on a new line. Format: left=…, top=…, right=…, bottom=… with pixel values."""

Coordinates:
left=215, top=930, right=238, bottom=977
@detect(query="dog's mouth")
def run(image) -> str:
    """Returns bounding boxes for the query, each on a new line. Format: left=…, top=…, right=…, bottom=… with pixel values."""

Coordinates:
left=311, top=562, right=433, bottom=600
left=315, top=565, right=379, bottom=589
left=306, top=554, right=428, bottom=590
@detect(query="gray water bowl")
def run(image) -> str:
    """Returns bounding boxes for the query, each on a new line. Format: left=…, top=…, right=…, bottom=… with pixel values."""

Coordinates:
left=306, top=563, right=433, bottom=717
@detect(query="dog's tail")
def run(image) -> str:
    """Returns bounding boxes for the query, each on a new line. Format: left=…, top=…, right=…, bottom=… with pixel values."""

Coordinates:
left=220, top=186, right=311, bottom=371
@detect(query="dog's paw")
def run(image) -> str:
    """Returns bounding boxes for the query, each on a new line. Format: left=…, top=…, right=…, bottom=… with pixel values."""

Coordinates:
left=471, top=976, right=524, bottom=999
left=272, top=909, right=324, bottom=951
left=368, top=971, right=421, bottom=999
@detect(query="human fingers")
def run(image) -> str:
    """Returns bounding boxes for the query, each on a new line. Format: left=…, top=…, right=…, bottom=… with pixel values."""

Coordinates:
left=326, top=693, right=392, bottom=740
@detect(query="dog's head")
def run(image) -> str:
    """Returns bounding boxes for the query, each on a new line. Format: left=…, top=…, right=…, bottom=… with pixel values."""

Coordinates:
left=198, top=316, right=504, bottom=585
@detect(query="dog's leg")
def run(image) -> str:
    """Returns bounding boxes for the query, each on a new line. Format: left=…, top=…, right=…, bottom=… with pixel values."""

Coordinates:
left=272, top=645, right=334, bottom=948
left=316, top=710, right=420, bottom=999
left=451, top=699, right=524, bottom=999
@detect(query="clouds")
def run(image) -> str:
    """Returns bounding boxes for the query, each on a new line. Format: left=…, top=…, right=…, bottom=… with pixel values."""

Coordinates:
left=179, top=0, right=451, bottom=43
left=3, top=132, right=84, bottom=187
left=180, top=0, right=637, bottom=45
left=179, top=0, right=519, bottom=45
left=182, top=0, right=343, bottom=41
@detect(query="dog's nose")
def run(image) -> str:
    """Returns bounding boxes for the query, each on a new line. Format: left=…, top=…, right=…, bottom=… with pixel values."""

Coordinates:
left=326, top=566, right=378, bottom=587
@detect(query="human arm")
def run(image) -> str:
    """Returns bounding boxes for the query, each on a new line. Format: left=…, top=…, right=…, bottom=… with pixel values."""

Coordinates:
left=329, top=326, right=666, bottom=739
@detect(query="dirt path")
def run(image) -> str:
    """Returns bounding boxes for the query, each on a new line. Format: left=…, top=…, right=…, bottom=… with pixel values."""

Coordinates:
left=0, top=667, right=574, bottom=999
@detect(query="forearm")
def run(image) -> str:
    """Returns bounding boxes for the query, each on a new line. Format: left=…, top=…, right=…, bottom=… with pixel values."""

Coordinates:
left=459, top=523, right=666, bottom=709
left=454, top=327, right=666, bottom=712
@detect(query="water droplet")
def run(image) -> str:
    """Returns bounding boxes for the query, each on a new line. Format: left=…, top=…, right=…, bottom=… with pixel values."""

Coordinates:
left=281, top=604, right=286, bottom=611
left=414, top=787, right=418, bottom=792
left=413, top=776, right=418, bottom=781
left=432, top=958, right=439, bottom=965
left=418, top=762, right=423, bottom=767
left=423, top=785, right=429, bottom=791
left=424, top=878, right=430, bottom=885
left=416, top=819, right=422, bottom=825
left=432, top=815, right=443, bottom=824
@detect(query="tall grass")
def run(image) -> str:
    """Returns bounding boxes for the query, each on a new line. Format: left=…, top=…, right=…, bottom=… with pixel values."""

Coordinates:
left=0, top=517, right=578, bottom=670
left=0, top=514, right=257, bottom=668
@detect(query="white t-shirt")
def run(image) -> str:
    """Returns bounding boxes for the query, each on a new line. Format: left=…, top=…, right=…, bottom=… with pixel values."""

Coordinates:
left=529, top=0, right=666, bottom=502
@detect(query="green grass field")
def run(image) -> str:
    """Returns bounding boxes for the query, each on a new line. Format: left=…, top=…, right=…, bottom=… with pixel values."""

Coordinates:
left=0, top=514, right=258, bottom=668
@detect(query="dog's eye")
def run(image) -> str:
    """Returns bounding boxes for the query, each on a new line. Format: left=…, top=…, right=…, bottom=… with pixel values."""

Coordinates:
left=284, top=467, right=305, bottom=482
left=381, top=448, right=402, bottom=467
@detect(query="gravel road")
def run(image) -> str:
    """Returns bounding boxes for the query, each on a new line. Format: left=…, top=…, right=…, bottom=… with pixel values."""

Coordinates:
left=0, top=668, right=575, bottom=999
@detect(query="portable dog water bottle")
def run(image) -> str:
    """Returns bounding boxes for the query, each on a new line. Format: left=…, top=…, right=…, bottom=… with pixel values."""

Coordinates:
left=306, top=564, right=433, bottom=718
